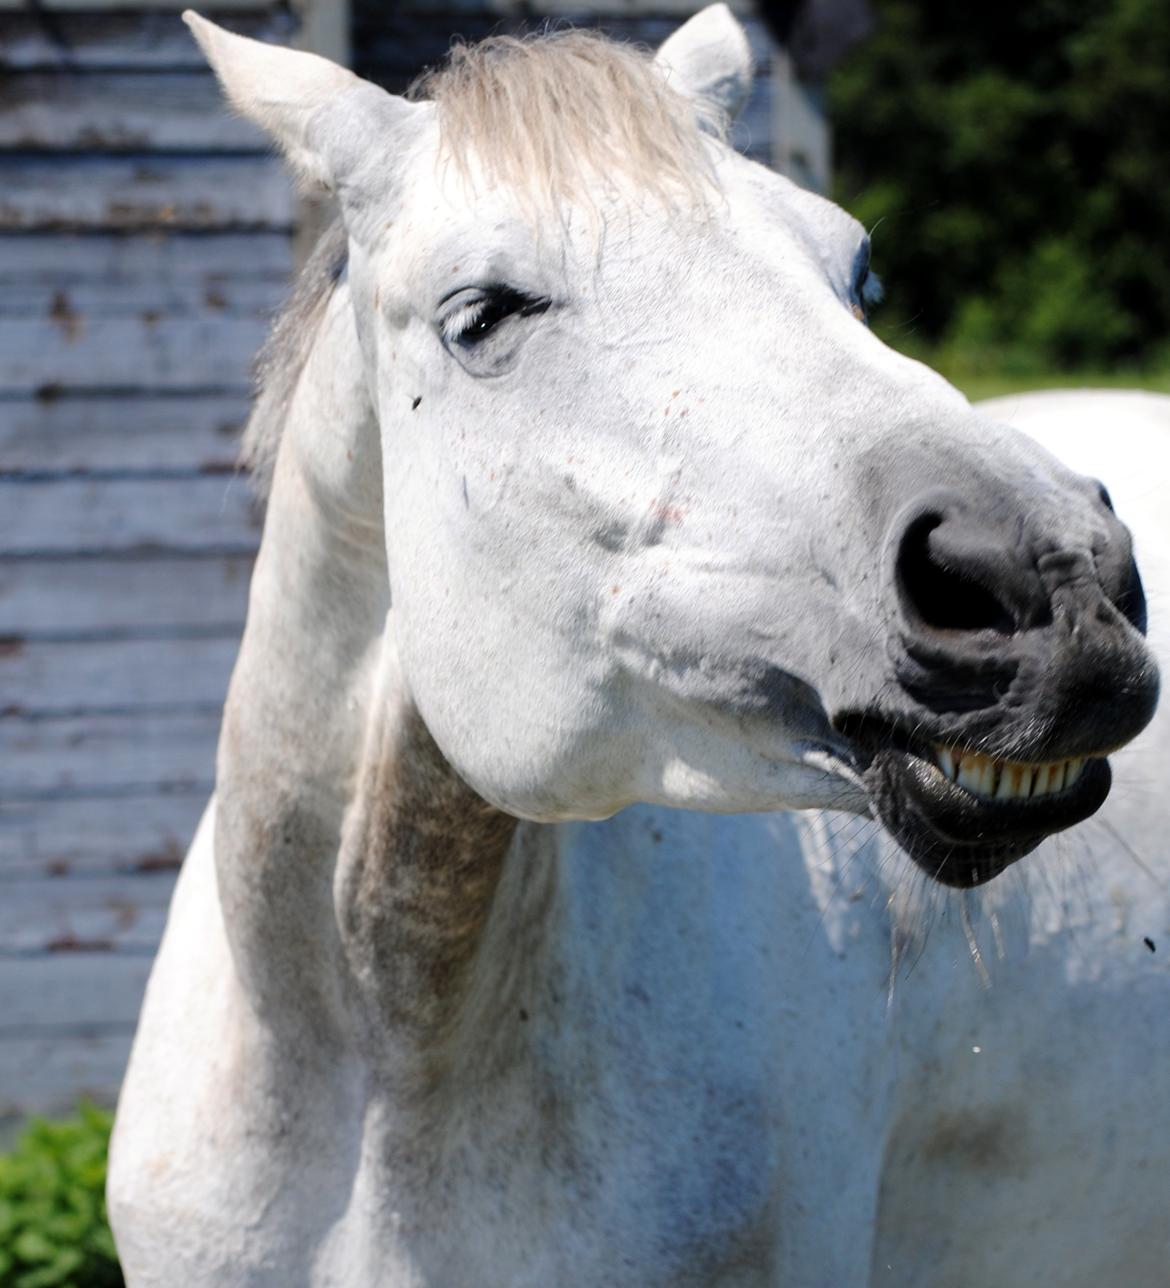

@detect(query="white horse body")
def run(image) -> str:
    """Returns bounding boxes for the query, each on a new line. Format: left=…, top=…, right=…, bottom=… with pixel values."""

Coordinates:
left=109, top=8, right=1169, bottom=1284
left=112, top=374, right=1170, bottom=1287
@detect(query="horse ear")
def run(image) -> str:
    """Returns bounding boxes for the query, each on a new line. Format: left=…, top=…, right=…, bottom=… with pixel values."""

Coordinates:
left=655, top=4, right=754, bottom=124
left=182, top=11, right=422, bottom=192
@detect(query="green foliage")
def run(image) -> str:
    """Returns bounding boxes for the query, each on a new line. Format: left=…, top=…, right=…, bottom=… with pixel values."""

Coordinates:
left=829, top=0, right=1170, bottom=373
left=0, top=1104, right=122, bottom=1288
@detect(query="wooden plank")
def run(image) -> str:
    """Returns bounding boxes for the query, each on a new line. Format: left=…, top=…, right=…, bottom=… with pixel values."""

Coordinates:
left=0, top=956, right=155, bottom=1119
left=0, top=10, right=292, bottom=71
left=0, top=793, right=206, bottom=878
left=0, top=232, right=292, bottom=319
left=0, top=155, right=294, bottom=232
left=0, top=1032, right=131, bottom=1125
left=0, top=876, right=173, bottom=955
left=296, top=0, right=348, bottom=65
left=0, top=0, right=275, bottom=11
left=0, top=711, right=220, bottom=799
left=0, top=954, right=153, bottom=1032
left=0, top=234, right=288, bottom=397
left=0, top=227, right=292, bottom=284
left=0, top=70, right=265, bottom=151
left=0, top=394, right=251, bottom=475
left=0, top=635, right=238, bottom=716
left=0, top=313, right=269, bottom=394
left=0, top=554, right=253, bottom=637
left=1, top=282, right=281, bottom=335
left=0, top=476, right=261, bottom=556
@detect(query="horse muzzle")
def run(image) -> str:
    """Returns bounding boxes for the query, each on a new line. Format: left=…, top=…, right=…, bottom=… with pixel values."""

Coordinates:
left=833, top=484, right=1160, bottom=886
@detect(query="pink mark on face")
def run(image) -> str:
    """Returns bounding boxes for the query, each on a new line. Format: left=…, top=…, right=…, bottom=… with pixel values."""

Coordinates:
left=648, top=500, right=686, bottom=525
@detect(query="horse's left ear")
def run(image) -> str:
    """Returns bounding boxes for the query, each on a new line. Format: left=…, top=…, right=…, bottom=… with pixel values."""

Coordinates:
left=182, top=10, right=426, bottom=195
left=655, top=4, right=754, bottom=124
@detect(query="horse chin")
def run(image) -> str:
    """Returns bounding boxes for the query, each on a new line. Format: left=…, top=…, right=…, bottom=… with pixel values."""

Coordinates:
left=860, top=740, right=1113, bottom=888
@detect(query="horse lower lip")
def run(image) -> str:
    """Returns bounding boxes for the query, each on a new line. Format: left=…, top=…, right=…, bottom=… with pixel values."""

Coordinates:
left=899, top=751, right=1110, bottom=837
left=861, top=747, right=1113, bottom=885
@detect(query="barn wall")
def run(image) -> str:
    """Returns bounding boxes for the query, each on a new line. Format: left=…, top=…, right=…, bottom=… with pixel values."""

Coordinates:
left=0, top=3, right=295, bottom=1131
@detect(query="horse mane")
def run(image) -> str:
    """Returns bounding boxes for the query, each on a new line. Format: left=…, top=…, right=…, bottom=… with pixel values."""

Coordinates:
left=243, top=28, right=719, bottom=494
left=243, top=218, right=347, bottom=496
left=412, top=29, right=721, bottom=210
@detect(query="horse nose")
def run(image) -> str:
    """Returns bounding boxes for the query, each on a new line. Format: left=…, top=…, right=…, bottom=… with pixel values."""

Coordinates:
left=892, top=501, right=1051, bottom=638
left=891, top=485, right=1148, bottom=642
left=885, top=487, right=1157, bottom=741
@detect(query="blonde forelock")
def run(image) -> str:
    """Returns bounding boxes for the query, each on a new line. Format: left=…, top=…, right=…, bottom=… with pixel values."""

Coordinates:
left=409, top=29, right=722, bottom=213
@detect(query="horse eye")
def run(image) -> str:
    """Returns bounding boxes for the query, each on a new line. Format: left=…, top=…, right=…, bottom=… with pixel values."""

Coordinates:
left=848, top=240, right=882, bottom=324
left=464, top=293, right=523, bottom=342
left=445, top=289, right=549, bottom=348
left=859, top=269, right=883, bottom=313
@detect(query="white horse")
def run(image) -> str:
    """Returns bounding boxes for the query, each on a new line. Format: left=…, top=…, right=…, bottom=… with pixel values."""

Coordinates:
left=109, top=9, right=1167, bottom=1285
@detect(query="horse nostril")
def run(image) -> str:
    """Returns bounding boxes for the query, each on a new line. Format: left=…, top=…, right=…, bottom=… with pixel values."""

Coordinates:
left=896, top=514, right=1017, bottom=635
left=1113, top=556, right=1148, bottom=633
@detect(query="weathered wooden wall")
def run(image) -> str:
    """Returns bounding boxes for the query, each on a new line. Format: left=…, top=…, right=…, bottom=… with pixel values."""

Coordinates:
left=0, top=0, right=821, bottom=1132
left=0, top=3, right=294, bottom=1131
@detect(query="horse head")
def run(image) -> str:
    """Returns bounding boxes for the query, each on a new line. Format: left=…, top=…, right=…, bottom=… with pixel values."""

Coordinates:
left=187, top=6, right=1157, bottom=888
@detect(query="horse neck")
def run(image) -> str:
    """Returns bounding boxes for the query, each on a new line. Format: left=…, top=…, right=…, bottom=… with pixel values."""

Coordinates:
left=215, top=272, right=535, bottom=1084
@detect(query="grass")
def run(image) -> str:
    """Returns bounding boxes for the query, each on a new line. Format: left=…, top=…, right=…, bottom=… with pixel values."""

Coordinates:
left=868, top=330, right=1170, bottom=404
left=0, top=1104, right=122, bottom=1288
left=942, top=365, right=1170, bottom=404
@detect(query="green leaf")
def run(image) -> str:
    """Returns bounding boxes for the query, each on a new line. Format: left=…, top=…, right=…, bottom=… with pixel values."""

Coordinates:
left=0, top=1104, right=123, bottom=1287
left=12, top=1228, right=56, bottom=1264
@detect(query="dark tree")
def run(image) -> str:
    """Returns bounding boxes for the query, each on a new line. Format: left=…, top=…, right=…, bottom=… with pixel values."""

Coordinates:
left=829, top=0, right=1170, bottom=370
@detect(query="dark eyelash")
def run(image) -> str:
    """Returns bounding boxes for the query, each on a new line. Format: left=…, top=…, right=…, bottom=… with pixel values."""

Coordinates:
left=446, top=289, right=549, bottom=347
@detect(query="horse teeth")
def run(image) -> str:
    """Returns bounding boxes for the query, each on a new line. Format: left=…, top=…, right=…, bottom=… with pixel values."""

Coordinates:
left=930, top=746, right=1090, bottom=802
left=956, top=755, right=983, bottom=793
left=995, top=763, right=1025, bottom=800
